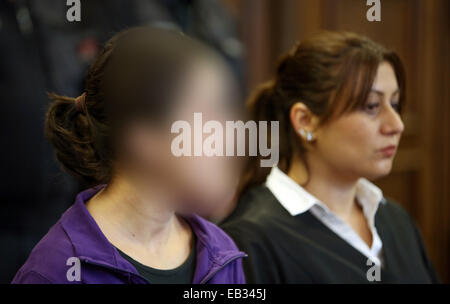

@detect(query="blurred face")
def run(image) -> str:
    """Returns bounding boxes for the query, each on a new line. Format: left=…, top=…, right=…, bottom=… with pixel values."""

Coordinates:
left=169, top=61, right=241, bottom=211
left=313, top=62, right=404, bottom=181
left=120, top=60, right=240, bottom=211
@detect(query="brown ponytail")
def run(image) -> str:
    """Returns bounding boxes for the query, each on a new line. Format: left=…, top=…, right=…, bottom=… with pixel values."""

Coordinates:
left=44, top=31, right=121, bottom=186
left=45, top=91, right=109, bottom=186
left=238, top=31, right=406, bottom=196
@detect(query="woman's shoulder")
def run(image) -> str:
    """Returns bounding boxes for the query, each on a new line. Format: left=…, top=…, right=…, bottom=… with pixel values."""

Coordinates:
left=220, top=185, right=285, bottom=241
left=224, top=184, right=284, bottom=220
left=11, top=219, right=76, bottom=284
left=376, top=197, right=426, bottom=246
left=377, top=197, right=416, bottom=226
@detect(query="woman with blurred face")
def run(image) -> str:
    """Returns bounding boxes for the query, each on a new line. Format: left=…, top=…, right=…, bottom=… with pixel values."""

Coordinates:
left=12, top=27, right=246, bottom=284
left=221, top=31, right=439, bottom=283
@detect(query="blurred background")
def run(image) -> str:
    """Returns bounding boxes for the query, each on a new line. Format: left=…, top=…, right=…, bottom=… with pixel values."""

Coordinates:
left=0, top=0, right=448, bottom=283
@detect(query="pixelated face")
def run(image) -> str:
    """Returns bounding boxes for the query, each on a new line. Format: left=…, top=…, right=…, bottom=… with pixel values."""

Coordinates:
left=119, top=60, right=241, bottom=211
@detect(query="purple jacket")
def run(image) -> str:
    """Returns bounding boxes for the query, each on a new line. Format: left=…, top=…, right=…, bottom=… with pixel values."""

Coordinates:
left=12, top=185, right=247, bottom=284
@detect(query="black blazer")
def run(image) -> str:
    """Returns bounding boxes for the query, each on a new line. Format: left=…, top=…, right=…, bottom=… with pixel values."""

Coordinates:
left=220, top=185, right=440, bottom=283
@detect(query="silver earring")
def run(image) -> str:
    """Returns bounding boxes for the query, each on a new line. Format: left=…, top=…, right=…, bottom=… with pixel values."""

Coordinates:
left=299, top=129, right=313, bottom=142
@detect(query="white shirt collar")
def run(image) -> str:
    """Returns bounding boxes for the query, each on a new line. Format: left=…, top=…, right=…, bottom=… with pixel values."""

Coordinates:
left=265, top=166, right=385, bottom=217
left=265, top=166, right=386, bottom=266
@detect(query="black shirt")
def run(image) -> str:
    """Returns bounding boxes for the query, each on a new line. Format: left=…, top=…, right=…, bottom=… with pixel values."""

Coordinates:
left=117, top=236, right=197, bottom=284
left=220, top=185, right=440, bottom=283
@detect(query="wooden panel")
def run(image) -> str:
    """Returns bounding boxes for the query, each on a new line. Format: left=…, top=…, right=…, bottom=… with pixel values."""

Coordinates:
left=414, top=0, right=450, bottom=282
left=231, top=0, right=449, bottom=282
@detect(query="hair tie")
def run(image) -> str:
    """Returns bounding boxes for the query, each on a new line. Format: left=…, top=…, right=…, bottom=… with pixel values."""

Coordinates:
left=74, top=92, right=87, bottom=113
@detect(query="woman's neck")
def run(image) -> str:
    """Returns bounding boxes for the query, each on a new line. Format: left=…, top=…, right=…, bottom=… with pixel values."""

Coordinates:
left=288, top=153, right=374, bottom=247
left=85, top=173, right=192, bottom=268
left=288, top=153, right=359, bottom=221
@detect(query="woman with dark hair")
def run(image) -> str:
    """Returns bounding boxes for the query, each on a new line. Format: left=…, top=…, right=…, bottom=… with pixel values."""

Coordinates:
left=221, top=31, right=439, bottom=283
left=12, top=27, right=246, bottom=284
